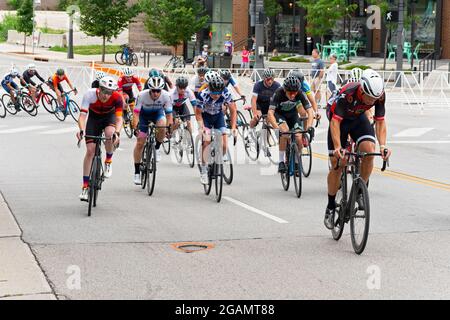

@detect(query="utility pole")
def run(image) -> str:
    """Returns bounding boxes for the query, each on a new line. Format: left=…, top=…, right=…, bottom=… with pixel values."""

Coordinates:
left=67, top=8, right=75, bottom=59
left=410, top=0, right=416, bottom=70
left=396, top=0, right=404, bottom=86
left=254, top=0, right=265, bottom=69
left=32, top=0, right=40, bottom=54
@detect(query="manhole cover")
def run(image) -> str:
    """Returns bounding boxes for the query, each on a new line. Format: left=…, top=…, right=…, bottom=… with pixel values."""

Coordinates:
left=171, top=242, right=214, bottom=253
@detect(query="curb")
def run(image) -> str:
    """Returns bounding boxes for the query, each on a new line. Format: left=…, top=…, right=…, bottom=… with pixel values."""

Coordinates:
left=0, top=192, right=57, bottom=300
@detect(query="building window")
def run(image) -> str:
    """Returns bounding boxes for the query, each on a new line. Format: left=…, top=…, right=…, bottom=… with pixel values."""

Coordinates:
left=210, top=0, right=233, bottom=53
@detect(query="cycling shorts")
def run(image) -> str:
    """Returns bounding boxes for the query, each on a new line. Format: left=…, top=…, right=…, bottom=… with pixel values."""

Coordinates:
left=85, top=111, right=116, bottom=144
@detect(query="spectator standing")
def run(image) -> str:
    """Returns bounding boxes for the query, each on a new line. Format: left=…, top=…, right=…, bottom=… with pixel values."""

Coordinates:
left=310, top=49, right=325, bottom=106
left=224, top=33, right=234, bottom=56
left=325, top=53, right=339, bottom=101
left=240, top=46, right=250, bottom=76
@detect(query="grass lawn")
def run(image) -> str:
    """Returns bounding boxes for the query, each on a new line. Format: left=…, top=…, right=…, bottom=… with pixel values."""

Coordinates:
left=49, top=45, right=122, bottom=55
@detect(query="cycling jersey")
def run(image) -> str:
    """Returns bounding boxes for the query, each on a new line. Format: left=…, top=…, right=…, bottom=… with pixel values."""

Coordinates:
left=118, top=75, right=142, bottom=93
left=270, top=87, right=311, bottom=116
left=1, top=73, right=19, bottom=86
left=22, top=70, right=45, bottom=86
left=135, top=89, right=172, bottom=133
left=169, top=87, right=197, bottom=107
left=196, top=88, right=232, bottom=116
left=252, top=80, right=281, bottom=114
left=80, top=88, right=123, bottom=117
left=328, top=82, right=385, bottom=122
left=51, top=74, right=69, bottom=90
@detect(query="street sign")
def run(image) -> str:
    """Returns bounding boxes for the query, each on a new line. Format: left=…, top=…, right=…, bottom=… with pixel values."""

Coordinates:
left=258, top=46, right=264, bottom=56
left=386, top=11, right=399, bottom=23
left=191, top=34, right=197, bottom=42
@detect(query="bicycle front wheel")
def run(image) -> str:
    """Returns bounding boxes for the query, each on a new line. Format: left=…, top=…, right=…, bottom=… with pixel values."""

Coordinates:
left=132, top=53, right=138, bottom=66
left=0, top=97, right=5, bottom=118
left=332, top=171, right=348, bottom=241
left=349, top=178, right=370, bottom=254
left=140, top=144, right=148, bottom=189
left=236, top=110, right=248, bottom=139
left=115, top=51, right=125, bottom=65
left=214, top=163, right=223, bottom=203
left=87, top=157, right=99, bottom=217
left=53, top=99, right=66, bottom=121
left=243, top=128, right=259, bottom=161
left=185, top=129, right=195, bottom=168
left=162, top=137, right=171, bottom=155
left=41, top=92, right=56, bottom=114
left=173, top=129, right=183, bottom=164
left=301, top=134, right=313, bottom=178
left=20, top=95, right=37, bottom=116
left=222, top=149, right=233, bottom=185
left=68, top=100, right=81, bottom=122
left=147, top=143, right=157, bottom=196
left=292, top=144, right=302, bottom=198
left=2, top=94, right=17, bottom=115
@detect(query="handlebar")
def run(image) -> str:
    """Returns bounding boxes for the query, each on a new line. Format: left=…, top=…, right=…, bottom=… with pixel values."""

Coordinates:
left=333, top=150, right=389, bottom=172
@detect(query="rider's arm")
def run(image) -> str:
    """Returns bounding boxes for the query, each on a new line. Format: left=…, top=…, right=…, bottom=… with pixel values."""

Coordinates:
left=268, top=93, right=279, bottom=129
left=373, top=97, right=387, bottom=151
left=35, top=71, right=45, bottom=84
left=330, top=118, right=342, bottom=151
left=132, top=92, right=143, bottom=129
left=134, top=76, right=142, bottom=92
left=114, top=94, right=124, bottom=134
left=251, top=94, right=258, bottom=115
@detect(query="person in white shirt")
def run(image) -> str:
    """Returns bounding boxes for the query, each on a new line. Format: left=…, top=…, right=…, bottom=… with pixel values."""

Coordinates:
left=326, top=53, right=339, bottom=101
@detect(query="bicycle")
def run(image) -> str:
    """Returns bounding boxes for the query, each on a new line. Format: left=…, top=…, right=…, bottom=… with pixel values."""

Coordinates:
left=331, top=150, right=388, bottom=254
left=140, top=123, right=170, bottom=196
left=53, top=89, right=80, bottom=123
left=77, top=135, right=110, bottom=217
left=195, top=129, right=224, bottom=203
left=279, top=128, right=310, bottom=198
left=163, top=55, right=186, bottom=72
left=115, top=44, right=138, bottom=66
left=224, top=97, right=248, bottom=140
left=172, top=114, right=195, bottom=168
left=1, top=87, right=37, bottom=116
left=31, top=83, right=57, bottom=114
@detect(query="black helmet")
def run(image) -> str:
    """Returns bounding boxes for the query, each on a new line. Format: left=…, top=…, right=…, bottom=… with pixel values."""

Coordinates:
left=283, top=76, right=301, bottom=91
left=219, top=69, right=232, bottom=80
left=197, top=66, right=209, bottom=76
left=175, top=76, right=189, bottom=89
left=288, top=70, right=305, bottom=83
left=56, top=68, right=65, bottom=76
left=208, top=74, right=225, bottom=92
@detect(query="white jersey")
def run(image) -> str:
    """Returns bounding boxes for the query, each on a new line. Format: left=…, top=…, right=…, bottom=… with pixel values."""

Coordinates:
left=134, top=89, right=172, bottom=114
left=169, top=87, right=197, bottom=107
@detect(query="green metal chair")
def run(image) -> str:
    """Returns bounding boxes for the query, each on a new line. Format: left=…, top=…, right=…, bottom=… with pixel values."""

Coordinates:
left=407, top=43, right=421, bottom=63
left=403, top=42, right=412, bottom=59
left=387, top=43, right=396, bottom=61
left=316, top=42, right=323, bottom=57
left=349, top=41, right=359, bottom=57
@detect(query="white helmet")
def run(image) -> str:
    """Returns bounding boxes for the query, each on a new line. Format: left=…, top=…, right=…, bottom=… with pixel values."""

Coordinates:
left=27, top=63, right=36, bottom=71
left=122, top=67, right=134, bottom=77
left=351, top=67, right=363, bottom=81
left=147, top=76, right=165, bottom=90
left=99, top=76, right=118, bottom=91
left=10, top=67, right=19, bottom=76
left=204, top=70, right=219, bottom=83
left=95, top=71, right=106, bottom=81
left=360, top=69, right=384, bottom=99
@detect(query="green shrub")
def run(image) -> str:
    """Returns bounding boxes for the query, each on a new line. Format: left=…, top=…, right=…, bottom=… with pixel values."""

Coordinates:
left=344, top=64, right=371, bottom=70
left=286, top=57, right=310, bottom=63
left=40, top=27, right=66, bottom=34
left=58, top=0, right=78, bottom=11
left=0, top=13, right=19, bottom=42
left=49, top=45, right=122, bottom=55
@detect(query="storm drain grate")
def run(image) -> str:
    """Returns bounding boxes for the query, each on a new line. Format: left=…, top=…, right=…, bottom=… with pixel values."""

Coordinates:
left=171, top=242, right=214, bottom=253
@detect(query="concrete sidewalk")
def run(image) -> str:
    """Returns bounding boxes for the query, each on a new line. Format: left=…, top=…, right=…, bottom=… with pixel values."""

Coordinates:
left=0, top=193, right=56, bottom=300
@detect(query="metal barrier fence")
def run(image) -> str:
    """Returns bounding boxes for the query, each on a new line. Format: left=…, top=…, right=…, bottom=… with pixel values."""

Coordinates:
left=2, top=64, right=450, bottom=109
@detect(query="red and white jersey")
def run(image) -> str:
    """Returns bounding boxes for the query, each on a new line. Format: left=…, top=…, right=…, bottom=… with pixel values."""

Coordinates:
left=118, top=75, right=142, bottom=92
left=81, top=88, right=123, bottom=116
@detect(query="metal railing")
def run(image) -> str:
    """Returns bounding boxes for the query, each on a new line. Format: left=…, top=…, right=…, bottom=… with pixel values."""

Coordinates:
left=418, top=51, right=437, bottom=83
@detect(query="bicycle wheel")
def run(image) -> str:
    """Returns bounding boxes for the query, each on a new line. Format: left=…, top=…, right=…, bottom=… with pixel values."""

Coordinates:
left=195, top=135, right=203, bottom=173
left=236, top=110, right=248, bottom=139
left=301, top=134, right=313, bottom=178
left=222, top=149, right=233, bottom=185
left=147, top=143, right=157, bottom=196
left=162, top=137, right=170, bottom=155
left=21, top=95, right=38, bottom=116
left=132, top=53, right=138, bottom=66
left=115, top=51, right=125, bottom=65
left=2, top=94, right=17, bottom=115
left=185, top=129, right=195, bottom=168
left=349, top=178, right=370, bottom=254
left=281, top=148, right=290, bottom=191
left=332, top=171, right=348, bottom=241
left=0, top=97, right=5, bottom=118
left=292, top=144, right=302, bottom=198
left=87, top=157, right=98, bottom=217
left=53, top=99, right=66, bottom=121
left=173, top=129, right=183, bottom=164
left=93, top=157, right=102, bottom=207
left=140, top=144, right=148, bottom=189
left=263, top=126, right=278, bottom=165
left=41, top=92, right=56, bottom=114
left=204, top=164, right=213, bottom=195
left=243, top=128, right=259, bottom=161
left=214, top=163, right=223, bottom=203
left=68, top=100, right=81, bottom=122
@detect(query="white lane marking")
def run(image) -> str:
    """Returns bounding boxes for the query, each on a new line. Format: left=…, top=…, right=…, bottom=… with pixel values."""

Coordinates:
left=0, top=126, right=48, bottom=134
left=39, top=127, right=78, bottom=134
left=394, top=128, right=434, bottom=137
left=223, top=196, right=289, bottom=224
left=313, top=140, right=450, bottom=144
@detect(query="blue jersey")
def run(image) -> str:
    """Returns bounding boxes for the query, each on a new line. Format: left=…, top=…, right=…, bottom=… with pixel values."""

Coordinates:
left=196, top=88, right=232, bottom=115
left=1, top=73, right=19, bottom=85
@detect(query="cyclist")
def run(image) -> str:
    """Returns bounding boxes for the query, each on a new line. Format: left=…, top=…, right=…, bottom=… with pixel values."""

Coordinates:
left=144, top=68, right=173, bottom=92
left=170, top=76, right=197, bottom=134
left=77, top=76, right=123, bottom=201
left=267, top=76, right=314, bottom=174
left=249, top=68, right=281, bottom=129
left=50, top=68, right=77, bottom=110
left=190, top=66, right=208, bottom=99
left=22, top=64, right=48, bottom=103
left=195, top=73, right=235, bottom=185
left=132, top=76, right=173, bottom=185
left=91, top=71, right=106, bottom=89
left=118, top=67, right=142, bottom=105
left=1, top=67, right=28, bottom=112
left=287, top=70, right=321, bottom=121
left=324, top=69, right=392, bottom=230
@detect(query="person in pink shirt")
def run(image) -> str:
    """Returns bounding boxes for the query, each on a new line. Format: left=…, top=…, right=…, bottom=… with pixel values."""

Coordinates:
left=240, top=46, right=250, bottom=77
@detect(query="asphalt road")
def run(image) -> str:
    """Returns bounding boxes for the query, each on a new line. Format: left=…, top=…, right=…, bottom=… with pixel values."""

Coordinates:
left=1, top=93, right=449, bottom=299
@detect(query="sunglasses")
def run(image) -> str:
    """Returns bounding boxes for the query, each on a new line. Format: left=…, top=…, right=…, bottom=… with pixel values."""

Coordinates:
left=100, top=88, right=113, bottom=95
left=210, top=91, right=223, bottom=95
left=264, top=77, right=274, bottom=81
left=286, top=90, right=298, bottom=95
left=151, top=89, right=161, bottom=93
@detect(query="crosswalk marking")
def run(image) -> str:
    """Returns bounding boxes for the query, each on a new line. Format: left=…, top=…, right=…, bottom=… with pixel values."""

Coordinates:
left=39, top=127, right=78, bottom=135
left=394, top=128, right=434, bottom=137
left=0, top=126, right=48, bottom=134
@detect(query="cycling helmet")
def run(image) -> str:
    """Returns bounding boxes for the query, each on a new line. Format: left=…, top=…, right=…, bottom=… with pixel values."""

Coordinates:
left=197, top=66, right=209, bottom=76
left=95, top=71, right=106, bottom=81
left=204, top=71, right=219, bottom=84
left=122, top=67, right=134, bottom=77
left=262, top=68, right=275, bottom=79
left=351, top=67, right=363, bottom=82
left=10, top=68, right=19, bottom=76
left=175, top=76, right=189, bottom=89
left=99, top=76, right=119, bottom=91
left=219, top=69, right=232, bottom=80
left=27, top=63, right=36, bottom=71
left=208, top=74, right=225, bottom=92
left=148, top=68, right=163, bottom=78
left=56, top=68, right=65, bottom=76
left=360, top=69, right=384, bottom=99
left=147, top=76, right=165, bottom=90
left=283, top=76, right=301, bottom=91
left=287, top=70, right=305, bottom=83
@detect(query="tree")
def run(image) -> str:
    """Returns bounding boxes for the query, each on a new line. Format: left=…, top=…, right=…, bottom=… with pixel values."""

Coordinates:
left=16, top=0, right=33, bottom=53
left=140, top=0, right=209, bottom=56
left=77, top=0, right=139, bottom=62
left=263, top=0, right=282, bottom=17
left=7, top=0, right=23, bottom=10
left=297, top=0, right=357, bottom=47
